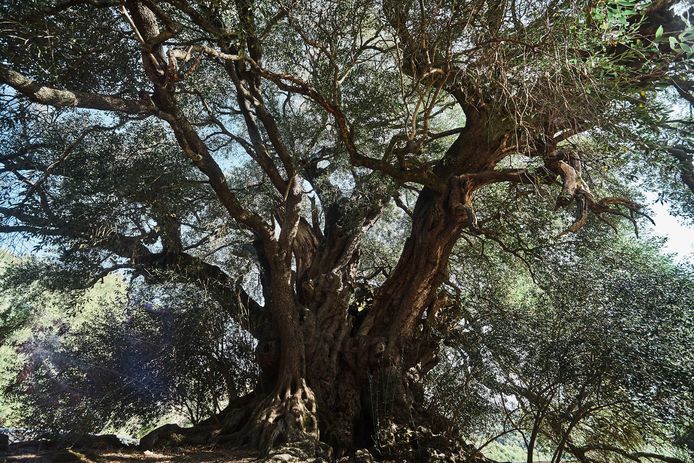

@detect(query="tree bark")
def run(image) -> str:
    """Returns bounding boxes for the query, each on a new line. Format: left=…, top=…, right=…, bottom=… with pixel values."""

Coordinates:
left=359, top=178, right=475, bottom=362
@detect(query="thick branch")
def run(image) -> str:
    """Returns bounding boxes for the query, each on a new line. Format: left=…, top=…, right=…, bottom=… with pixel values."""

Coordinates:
left=223, top=61, right=290, bottom=193
left=0, top=64, right=154, bottom=114
left=124, top=0, right=272, bottom=240
left=139, top=250, right=267, bottom=335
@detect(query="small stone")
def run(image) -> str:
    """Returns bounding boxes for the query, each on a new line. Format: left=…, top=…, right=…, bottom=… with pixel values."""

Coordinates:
left=270, top=453, right=294, bottom=462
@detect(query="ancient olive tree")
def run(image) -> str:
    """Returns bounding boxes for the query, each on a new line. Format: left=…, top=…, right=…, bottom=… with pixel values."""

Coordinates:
left=1, top=0, right=693, bottom=457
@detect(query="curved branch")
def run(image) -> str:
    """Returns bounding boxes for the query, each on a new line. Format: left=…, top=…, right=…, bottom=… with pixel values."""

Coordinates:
left=0, top=64, right=155, bottom=114
left=122, top=0, right=273, bottom=241
left=544, top=152, right=650, bottom=235
left=248, top=62, right=444, bottom=189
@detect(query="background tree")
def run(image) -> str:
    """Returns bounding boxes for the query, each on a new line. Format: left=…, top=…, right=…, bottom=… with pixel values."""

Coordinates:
left=0, top=271, right=258, bottom=434
left=1, top=0, right=693, bottom=459
left=425, top=227, right=693, bottom=463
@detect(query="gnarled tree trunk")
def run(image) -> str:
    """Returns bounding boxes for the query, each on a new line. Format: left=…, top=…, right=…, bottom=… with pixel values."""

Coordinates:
left=139, top=180, right=475, bottom=462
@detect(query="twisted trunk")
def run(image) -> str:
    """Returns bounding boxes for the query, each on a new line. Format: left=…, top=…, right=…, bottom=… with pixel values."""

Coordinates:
left=140, top=182, right=473, bottom=461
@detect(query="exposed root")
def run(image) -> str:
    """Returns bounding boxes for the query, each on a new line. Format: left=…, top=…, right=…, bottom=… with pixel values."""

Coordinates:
left=214, top=379, right=329, bottom=461
left=136, top=365, right=484, bottom=462
left=242, top=378, right=321, bottom=452
left=139, top=380, right=323, bottom=457
left=138, top=423, right=214, bottom=450
left=138, top=395, right=262, bottom=450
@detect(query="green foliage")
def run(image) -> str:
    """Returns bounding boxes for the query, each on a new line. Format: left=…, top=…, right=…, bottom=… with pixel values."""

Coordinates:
left=0, top=251, right=30, bottom=344
left=0, top=1, right=145, bottom=94
left=483, top=433, right=552, bottom=463
left=0, top=257, right=257, bottom=433
left=426, top=226, right=694, bottom=462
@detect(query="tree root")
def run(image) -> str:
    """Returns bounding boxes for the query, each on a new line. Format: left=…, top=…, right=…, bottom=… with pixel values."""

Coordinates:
left=137, top=378, right=490, bottom=462
left=226, top=378, right=321, bottom=452
left=139, top=381, right=324, bottom=456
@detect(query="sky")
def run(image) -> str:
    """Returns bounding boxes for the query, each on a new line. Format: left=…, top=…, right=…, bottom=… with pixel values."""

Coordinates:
left=648, top=199, right=694, bottom=262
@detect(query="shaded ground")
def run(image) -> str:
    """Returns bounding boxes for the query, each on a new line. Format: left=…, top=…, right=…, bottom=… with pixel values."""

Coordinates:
left=0, top=437, right=370, bottom=462
left=1, top=445, right=260, bottom=463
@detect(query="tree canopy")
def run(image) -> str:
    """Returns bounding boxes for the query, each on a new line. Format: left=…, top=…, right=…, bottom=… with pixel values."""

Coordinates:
left=1, top=0, right=693, bottom=461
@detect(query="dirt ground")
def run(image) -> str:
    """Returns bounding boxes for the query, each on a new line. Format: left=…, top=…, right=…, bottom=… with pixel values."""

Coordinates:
left=1, top=446, right=261, bottom=463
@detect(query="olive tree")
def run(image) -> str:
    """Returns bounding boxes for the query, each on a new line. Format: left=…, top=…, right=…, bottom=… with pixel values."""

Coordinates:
left=1, top=0, right=693, bottom=457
